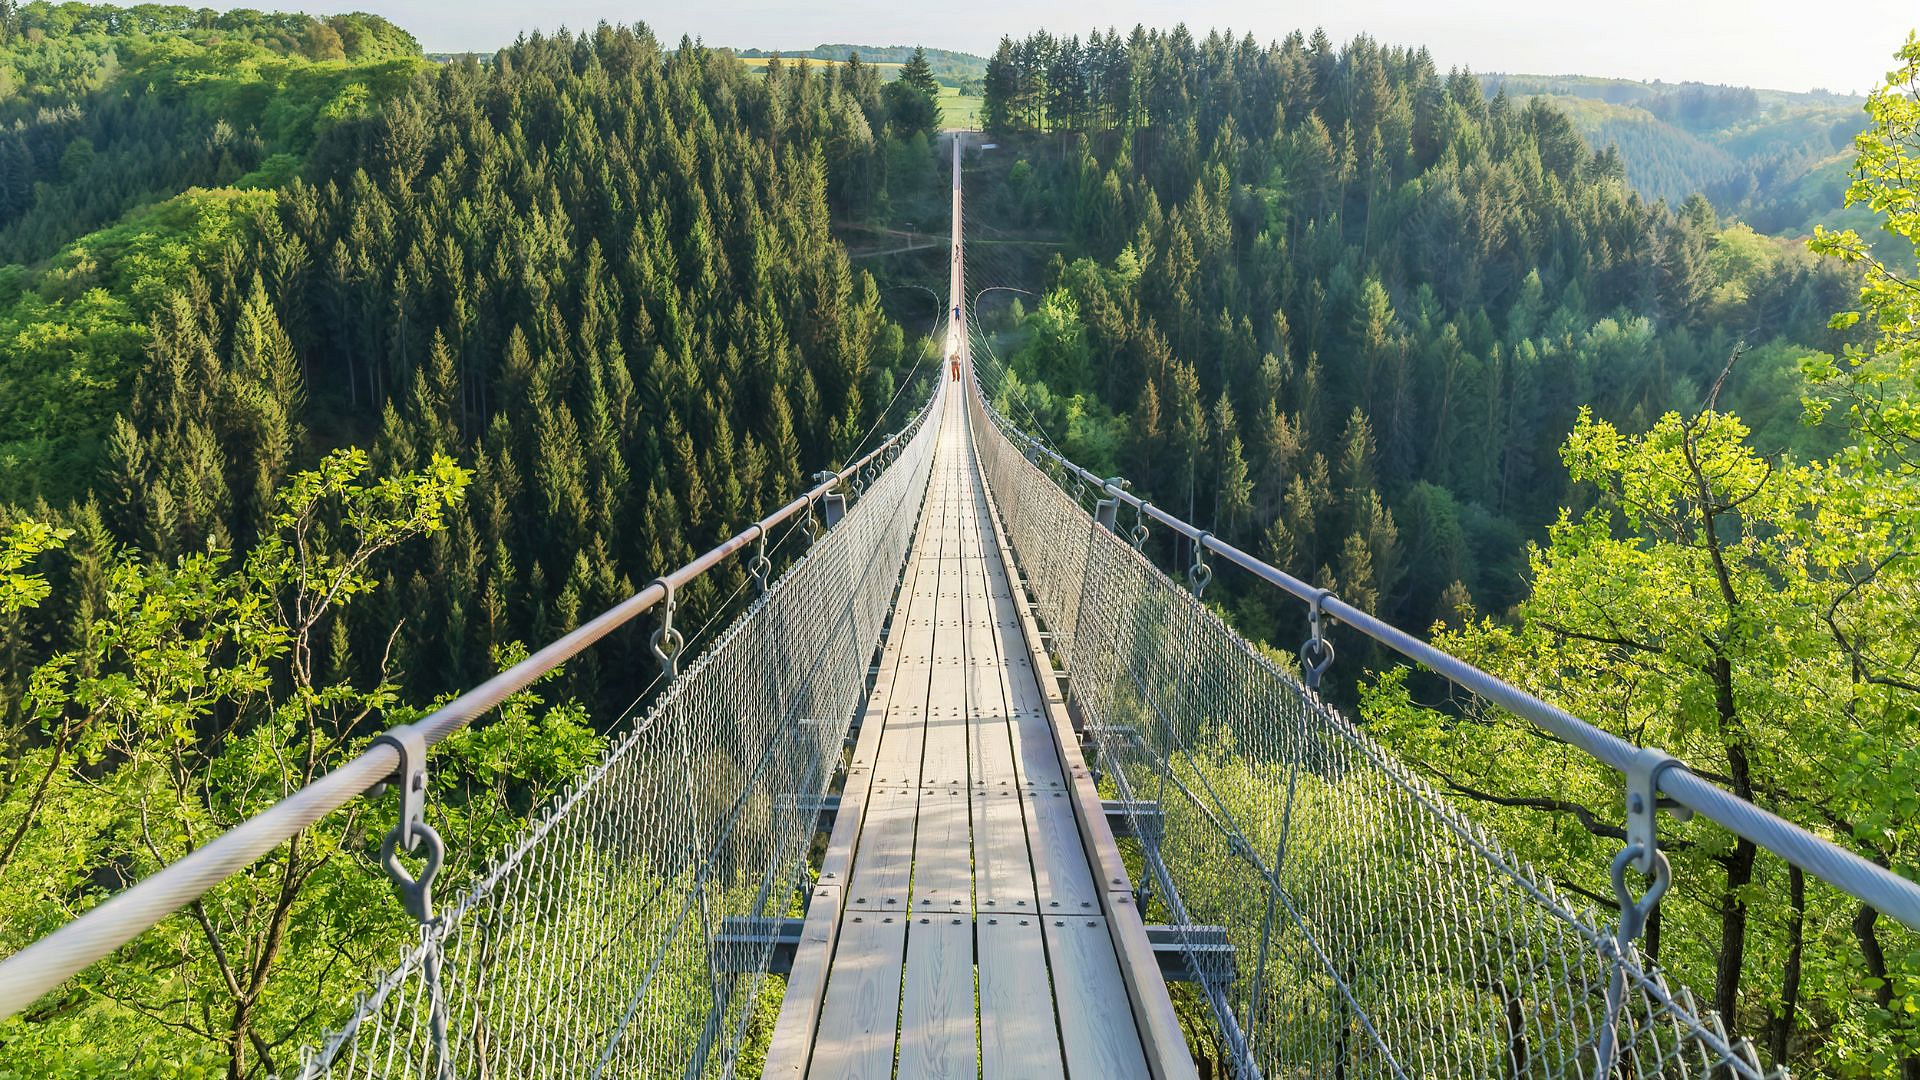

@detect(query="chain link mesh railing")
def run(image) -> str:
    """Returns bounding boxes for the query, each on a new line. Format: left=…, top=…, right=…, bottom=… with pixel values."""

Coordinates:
left=968, top=385, right=1776, bottom=1080
left=294, top=384, right=944, bottom=1080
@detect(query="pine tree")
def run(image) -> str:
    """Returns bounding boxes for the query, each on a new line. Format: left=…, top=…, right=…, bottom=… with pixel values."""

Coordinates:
left=901, top=47, right=938, bottom=98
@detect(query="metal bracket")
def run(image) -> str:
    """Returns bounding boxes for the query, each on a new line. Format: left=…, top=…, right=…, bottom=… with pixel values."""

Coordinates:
left=371, top=724, right=428, bottom=852
left=1093, top=476, right=1126, bottom=533
left=777, top=792, right=841, bottom=831
left=1144, top=924, right=1238, bottom=985
left=715, top=915, right=802, bottom=975
left=1102, top=799, right=1166, bottom=845
left=1188, top=531, right=1213, bottom=598
left=372, top=724, right=443, bottom=924
left=813, top=471, right=846, bottom=530
left=1623, top=746, right=1693, bottom=875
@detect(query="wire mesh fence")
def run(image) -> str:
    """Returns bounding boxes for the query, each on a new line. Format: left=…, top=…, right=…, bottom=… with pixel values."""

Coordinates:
left=294, top=385, right=944, bottom=1080
left=968, top=385, right=1778, bottom=1080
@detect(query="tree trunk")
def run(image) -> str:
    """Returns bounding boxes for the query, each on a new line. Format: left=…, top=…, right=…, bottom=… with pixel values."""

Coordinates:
left=1766, top=864, right=1804, bottom=1070
left=1705, top=652, right=1755, bottom=1030
left=1853, top=903, right=1920, bottom=1080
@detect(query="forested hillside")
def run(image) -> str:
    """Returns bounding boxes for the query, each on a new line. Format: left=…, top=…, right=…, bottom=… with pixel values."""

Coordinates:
left=0, top=9, right=949, bottom=1074
left=1475, top=73, right=1913, bottom=269
left=976, top=25, right=1918, bottom=1074
left=978, top=26, right=1853, bottom=629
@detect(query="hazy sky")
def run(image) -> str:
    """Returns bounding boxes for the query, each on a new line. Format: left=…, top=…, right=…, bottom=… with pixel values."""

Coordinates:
left=337, top=0, right=1915, bottom=94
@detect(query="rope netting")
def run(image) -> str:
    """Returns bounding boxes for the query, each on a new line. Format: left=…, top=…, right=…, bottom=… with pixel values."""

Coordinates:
left=294, top=383, right=944, bottom=1080
left=968, top=385, right=1777, bottom=1080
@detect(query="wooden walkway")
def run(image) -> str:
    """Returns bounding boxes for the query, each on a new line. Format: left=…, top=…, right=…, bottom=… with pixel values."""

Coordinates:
left=761, top=386, right=1196, bottom=1079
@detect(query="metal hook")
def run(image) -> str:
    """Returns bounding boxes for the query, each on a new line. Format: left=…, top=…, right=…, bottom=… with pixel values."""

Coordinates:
left=1188, top=531, right=1214, bottom=598
left=1299, top=588, right=1336, bottom=689
left=648, top=577, right=685, bottom=679
left=1597, top=840, right=1674, bottom=1075
left=1130, top=501, right=1151, bottom=550
left=380, top=821, right=445, bottom=924
left=1610, top=843, right=1672, bottom=946
left=748, top=525, right=772, bottom=596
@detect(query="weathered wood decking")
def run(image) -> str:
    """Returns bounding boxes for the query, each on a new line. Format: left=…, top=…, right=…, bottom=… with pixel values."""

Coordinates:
left=761, top=386, right=1196, bottom=1080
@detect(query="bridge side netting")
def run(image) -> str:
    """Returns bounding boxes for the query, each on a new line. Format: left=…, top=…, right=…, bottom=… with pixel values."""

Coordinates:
left=968, top=386, right=1776, bottom=1080
left=296, top=386, right=944, bottom=1080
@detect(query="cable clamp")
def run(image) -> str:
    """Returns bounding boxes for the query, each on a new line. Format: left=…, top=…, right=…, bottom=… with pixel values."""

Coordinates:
left=1623, top=746, right=1693, bottom=875
left=1093, top=476, right=1128, bottom=533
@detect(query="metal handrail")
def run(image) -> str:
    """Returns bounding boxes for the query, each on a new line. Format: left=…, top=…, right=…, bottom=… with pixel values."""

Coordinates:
left=977, top=387, right=1920, bottom=930
left=0, top=385, right=943, bottom=1019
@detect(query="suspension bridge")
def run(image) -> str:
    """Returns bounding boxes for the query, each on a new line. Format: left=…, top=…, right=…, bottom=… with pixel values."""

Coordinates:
left=3, top=135, right=1919, bottom=1079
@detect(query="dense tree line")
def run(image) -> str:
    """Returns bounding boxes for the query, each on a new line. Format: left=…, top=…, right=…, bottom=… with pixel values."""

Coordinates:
left=972, top=23, right=1915, bottom=1075
left=0, top=17, right=944, bottom=1074
left=0, top=6, right=424, bottom=265
left=978, top=26, right=1852, bottom=630
left=0, top=2, right=418, bottom=119
left=1476, top=75, right=1880, bottom=256
left=739, top=42, right=985, bottom=87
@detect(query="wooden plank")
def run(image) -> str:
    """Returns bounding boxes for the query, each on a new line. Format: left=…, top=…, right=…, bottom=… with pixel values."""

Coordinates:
left=1103, top=891, right=1199, bottom=1080
left=898, top=915, right=976, bottom=1079
left=871, top=698, right=928, bottom=785
left=920, top=657, right=970, bottom=785
left=847, top=786, right=916, bottom=911
left=808, top=913, right=907, bottom=1080
left=909, top=786, right=972, bottom=917
left=962, top=508, right=1020, bottom=791
left=964, top=663, right=1018, bottom=786
left=978, top=916, right=1066, bottom=1080
left=858, top=563, right=938, bottom=784
left=971, top=786, right=1037, bottom=915
left=1024, top=786, right=1100, bottom=913
left=1007, top=709, right=1067, bottom=789
left=761, top=884, right=845, bottom=1078
left=984, top=598, right=1066, bottom=790
left=1043, top=916, right=1152, bottom=1080
left=1060, top=740, right=1133, bottom=898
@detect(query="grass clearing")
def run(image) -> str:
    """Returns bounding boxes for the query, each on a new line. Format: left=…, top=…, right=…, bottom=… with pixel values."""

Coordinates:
left=939, top=86, right=982, bottom=129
